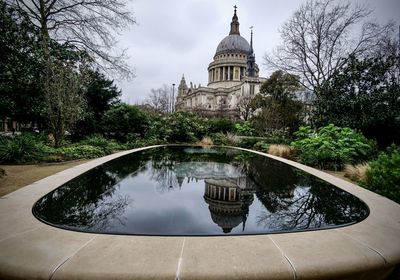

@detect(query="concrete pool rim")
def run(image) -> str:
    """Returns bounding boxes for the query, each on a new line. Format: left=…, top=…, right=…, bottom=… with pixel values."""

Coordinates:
left=30, top=145, right=371, bottom=237
left=0, top=144, right=399, bottom=280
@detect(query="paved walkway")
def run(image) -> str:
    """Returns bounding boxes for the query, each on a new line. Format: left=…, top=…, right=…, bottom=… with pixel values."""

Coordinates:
left=0, top=146, right=399, bottom=279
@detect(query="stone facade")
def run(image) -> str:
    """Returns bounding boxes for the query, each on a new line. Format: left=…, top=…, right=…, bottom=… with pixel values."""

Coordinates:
left=175, top=7, right=266, bottom=119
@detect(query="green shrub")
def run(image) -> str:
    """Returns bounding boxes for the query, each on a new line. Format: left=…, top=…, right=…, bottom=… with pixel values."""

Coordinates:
left=80, top=134, right=123, bottom=154
left=148, top=112, right=207, bottom=143
left=57, top=144, right=106, bottom=160
left=234, top=121, right=255, bottom=136
left=102, top=103, right=150, bottom=141
left=238, top=137, right=259, bottom=148
left=361, top=145, right=400, bottom=203
left=0, top=134, right=48, bottom=163
left=261, top=136, right=291, bottom=145
left=209, top=132, right=240, bottom=146
left=253, top=141, right=270, bottom=152
left=291, top=124, right=376, bottom=170
left=207, top=118, right=235, bottom=134
left=211, top=132, right=229, bottom=146
left=126, top=135, right=162, bottom=149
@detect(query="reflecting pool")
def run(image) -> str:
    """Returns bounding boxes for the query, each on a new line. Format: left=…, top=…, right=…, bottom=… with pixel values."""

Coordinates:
left=33, top=146, right=369, bottom=235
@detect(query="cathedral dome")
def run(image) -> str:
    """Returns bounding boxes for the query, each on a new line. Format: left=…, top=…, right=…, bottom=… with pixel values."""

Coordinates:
left=215, top=34, right=250, bottom=56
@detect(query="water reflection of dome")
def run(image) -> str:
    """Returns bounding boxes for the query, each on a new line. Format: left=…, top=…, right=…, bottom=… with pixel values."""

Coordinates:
left=210, top=209, right=243, bottom=233
left=204, top=177, right=255, bottom=233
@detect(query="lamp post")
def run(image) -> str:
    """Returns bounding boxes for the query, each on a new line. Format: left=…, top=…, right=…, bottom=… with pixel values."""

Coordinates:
left=172, top=83, right=175, bottom=112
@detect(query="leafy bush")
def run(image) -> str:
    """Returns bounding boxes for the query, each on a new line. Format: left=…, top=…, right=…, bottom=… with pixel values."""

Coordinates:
left=267, top=137, right=291, bottom=145
left=148, top=112, right=208, bottom=143
left=80, top=134, right=122, bottom=154
left=0, top=134, right=48, bottom=163
left=252, top=141, right=269, bottom=152
left=237, top=137, right=259, bottom=148
left=102, top=103, right=150, bottom=141
left=207, top=118, right=235, bottom=134
left=211, top=132, right=229, bottom=146
left=361, top=145, right=400, bottom=203
left=234, top=121, right=255, bottom=136
left=291, top=124, right=376, bottom=170
left=57, top=144, right=106, bottom=160
left=126, top=136, right=162, bottom=149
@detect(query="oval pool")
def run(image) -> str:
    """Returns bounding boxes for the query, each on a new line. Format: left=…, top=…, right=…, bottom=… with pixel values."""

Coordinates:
left=32, top=146, right=369, bottom=236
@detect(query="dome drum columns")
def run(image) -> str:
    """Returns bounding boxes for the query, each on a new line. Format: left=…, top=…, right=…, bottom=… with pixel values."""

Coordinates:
left=208, top=65, right=247, bottom=84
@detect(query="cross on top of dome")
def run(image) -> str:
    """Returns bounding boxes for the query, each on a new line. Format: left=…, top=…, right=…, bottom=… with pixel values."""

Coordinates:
left=230, top=5, right=240, bottom=35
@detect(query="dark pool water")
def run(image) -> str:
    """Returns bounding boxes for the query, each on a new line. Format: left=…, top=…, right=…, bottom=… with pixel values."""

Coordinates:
left=33, top=146, right=369, bottom=236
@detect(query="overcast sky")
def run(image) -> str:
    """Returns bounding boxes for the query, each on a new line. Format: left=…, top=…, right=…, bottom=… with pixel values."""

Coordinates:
left=116, top=0, right=400, bottom=104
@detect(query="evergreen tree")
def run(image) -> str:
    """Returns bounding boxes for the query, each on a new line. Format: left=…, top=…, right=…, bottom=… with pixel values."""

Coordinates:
left=314, top=53, right=400, bottom=146
left=73, top=70, right=121, bottom=137
left=0, top=2, right=43, bottom=123
left=251, top=71, right=304, bottom=136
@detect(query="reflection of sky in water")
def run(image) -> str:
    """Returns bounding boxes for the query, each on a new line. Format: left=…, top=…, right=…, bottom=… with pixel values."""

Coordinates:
left=111, top=171, right=220, bottom=234
left=33, top=146, right=369, bottom=235
left=174, top=162, right=243, bottom=180
left=184, top=147, right=218, bottom=154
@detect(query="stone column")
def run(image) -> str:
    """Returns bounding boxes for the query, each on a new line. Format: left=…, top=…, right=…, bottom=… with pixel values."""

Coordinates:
left=234, top=67, right=239, bottom=80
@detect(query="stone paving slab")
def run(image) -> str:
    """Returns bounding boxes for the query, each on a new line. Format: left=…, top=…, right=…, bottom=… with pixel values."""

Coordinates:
left=52, top=235, right=183, bottom=280
left=0, top=145, right=399, bottom=280
left=0, top=226, right=95, bottom=279
left=178, top=235, right=294, bottom=280
left=270, top=229, right=386, bottom=279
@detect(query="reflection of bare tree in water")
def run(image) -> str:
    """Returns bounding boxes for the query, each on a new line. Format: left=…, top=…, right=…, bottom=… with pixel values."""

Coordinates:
left=256, top=187, right=324, bottom=230
left=248, top=155, right=368, bottom=231
left=255, top=180, right=369, bottom=231
left=78, top=192, right=132, bottom=231
left=151, top=164, right=179, bottom=193
left=34, top=163, right=136, bottom=230
left=247, top=155, right=321, bottom=230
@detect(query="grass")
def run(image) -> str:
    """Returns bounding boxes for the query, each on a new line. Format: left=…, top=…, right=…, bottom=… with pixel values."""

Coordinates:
left=267, top=144, right=292, bottom=159
left=344, top=163, right=370, bottom=182
left=0, top=160, right=88, bottom=197
left=197, top=137, right=214, bottom=146
left=226, top=132, right=240, bottom=145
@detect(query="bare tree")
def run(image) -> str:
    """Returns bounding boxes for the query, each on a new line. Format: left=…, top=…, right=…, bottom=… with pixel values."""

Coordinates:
left=238, top=95, right=254, bottom=121
left=264, top=0, right=392, bottom=96
left=7, top=0, right=135, bottom=77
left=42, top=61, right=86, bottom=147
left=146, top=84, right=171, bottom=114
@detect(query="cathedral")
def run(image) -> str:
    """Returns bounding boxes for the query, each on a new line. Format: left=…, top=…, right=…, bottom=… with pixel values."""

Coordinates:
left=175, top=6, right=267, bottom=119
